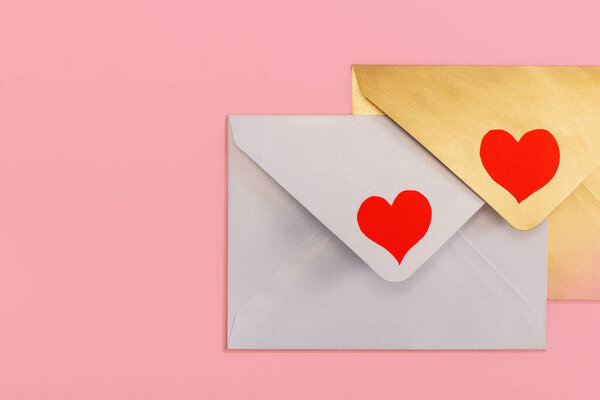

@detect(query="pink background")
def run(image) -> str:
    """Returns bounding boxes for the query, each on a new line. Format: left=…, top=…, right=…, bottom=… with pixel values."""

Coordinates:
left=1, top=0, right=600, bottom=398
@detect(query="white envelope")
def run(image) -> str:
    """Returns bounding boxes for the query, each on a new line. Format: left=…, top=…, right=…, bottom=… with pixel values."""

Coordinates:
left=227, top=115, right=547, bottom=350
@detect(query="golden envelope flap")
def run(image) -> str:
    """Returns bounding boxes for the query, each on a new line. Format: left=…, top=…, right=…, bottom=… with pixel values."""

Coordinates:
left=353, top=65, right=600, bottom=230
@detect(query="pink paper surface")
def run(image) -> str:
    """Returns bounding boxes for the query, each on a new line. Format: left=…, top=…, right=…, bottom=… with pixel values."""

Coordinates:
left=1, top=0, right=600, bottom=398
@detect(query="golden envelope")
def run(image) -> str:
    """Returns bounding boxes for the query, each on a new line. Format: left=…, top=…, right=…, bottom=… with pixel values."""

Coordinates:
left=352, top=65, right=600, bottom=300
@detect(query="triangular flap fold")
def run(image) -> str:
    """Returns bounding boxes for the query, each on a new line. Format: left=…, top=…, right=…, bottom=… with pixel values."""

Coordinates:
left=229, top=115, right=483, bottom=282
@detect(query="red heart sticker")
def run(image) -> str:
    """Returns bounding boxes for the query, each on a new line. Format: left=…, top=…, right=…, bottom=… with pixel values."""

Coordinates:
left=357, top=191, right=432, bottom=266
left=480, top=129, right=560, bottom=203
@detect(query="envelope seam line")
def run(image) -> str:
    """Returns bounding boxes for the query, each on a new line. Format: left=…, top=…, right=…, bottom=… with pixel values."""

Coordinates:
left=582, top=182, right=600, bottom=204
left=455, top=230, right=544, bottom=327
left=228, top=225, right=326, bottom=345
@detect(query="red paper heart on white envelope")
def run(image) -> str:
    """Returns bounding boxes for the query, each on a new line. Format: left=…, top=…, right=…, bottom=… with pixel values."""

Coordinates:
left=357, top=191, right=432, bottom=266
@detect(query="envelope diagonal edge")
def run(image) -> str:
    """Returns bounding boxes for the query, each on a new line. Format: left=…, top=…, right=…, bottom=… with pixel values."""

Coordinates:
left=227, top=116, right=546, bottom=349
left=228, top=115, right=484, bottom=282
left=581, top=167, right=600, bottom=203
left=454, top=215, right=546, bottom=324
left=456, top=231, right=543, bottom=325
left=228, top=225, right=326, bottom=343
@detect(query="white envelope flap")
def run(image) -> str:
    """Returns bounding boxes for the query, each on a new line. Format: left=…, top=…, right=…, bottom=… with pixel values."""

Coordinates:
left=229, top=116, right=484, bottom=281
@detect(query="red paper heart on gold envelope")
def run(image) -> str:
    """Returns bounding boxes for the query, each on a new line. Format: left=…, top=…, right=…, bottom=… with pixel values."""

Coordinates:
left=480, top=129, right=560, bottom=203
left=357, top=191, right=432, bottom=266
